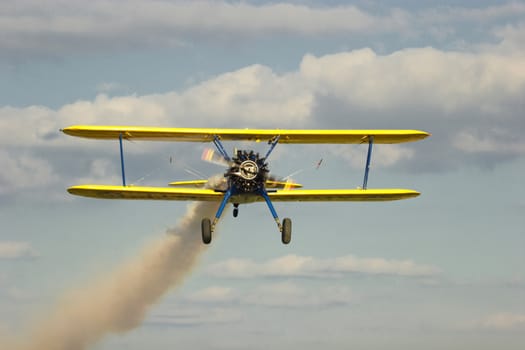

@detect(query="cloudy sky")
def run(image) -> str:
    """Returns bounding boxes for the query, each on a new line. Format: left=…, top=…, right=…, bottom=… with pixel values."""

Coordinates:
left=1, top=0, right=524, bottom=349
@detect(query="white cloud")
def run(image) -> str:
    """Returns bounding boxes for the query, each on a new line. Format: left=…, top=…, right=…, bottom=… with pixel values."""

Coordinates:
left=185, top=283, right=353, bottom=308
left=0, top=151, right=56, bottom=195
left=2, top=1, right=524, bottom=58
left=74, top=158, right=122, bottom=185
left=206, top=254, right=439, bottom=279
left=0, top=241, right=38, bottom=260
left=453, top=130, right=525, bottom=155
left=241, top=281, right=353, bottom=308
left=185, top=286, right=237, bottom=304
left=329, top=144, right=415, bottom=169
left=492, top=22, right=525, bottom=53
left=477, top=312, right=525, bottom=331
left=3, top=44, right=523, bottom=143
left=161, top=64, right=313, bottom=126
left=0, top=1, right=396, bottom=56
left=2, top=38, right=525, bottom=195
left=147, top=307, right=241, bottom=327
left=418, top=3, right=525, bottom=24
left=96, top=82, right=126, bottom=94
left=300, top=47, right=525, bottom=113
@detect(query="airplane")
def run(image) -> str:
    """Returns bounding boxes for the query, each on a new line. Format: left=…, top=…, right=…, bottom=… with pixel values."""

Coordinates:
left=61, top=126, right=430, bottom=244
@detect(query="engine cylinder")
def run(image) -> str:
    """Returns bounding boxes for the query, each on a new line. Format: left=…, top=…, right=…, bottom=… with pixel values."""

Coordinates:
left=226, top=150, right=269, bottom=193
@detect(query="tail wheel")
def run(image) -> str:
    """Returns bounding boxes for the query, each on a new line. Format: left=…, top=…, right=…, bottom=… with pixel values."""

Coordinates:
left=202, top=218, right=212, bottom=244
left=281, top=218, right=291, bottom=244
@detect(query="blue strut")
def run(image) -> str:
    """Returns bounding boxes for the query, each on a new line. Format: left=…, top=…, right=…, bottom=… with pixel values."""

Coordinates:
left=264, top=135, right=281, bottom=159
left=119, top=133, right=126, bottom=186
left=362, top=136, right=374, bottom=189
left=260, top=188, right=283, bottom=232
left=211, top=187, right=233, bottom=232
left=213, top=135, right=231, bottom=162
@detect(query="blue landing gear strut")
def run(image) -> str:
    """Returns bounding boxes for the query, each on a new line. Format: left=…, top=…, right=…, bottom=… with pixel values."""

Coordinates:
left=202, top=135, right=233, bottom=244
left=260, top=189, right=291, bottom=244
left=202, top=187, right=233, bottom=244
left=202, top=133, right=291, bottom=244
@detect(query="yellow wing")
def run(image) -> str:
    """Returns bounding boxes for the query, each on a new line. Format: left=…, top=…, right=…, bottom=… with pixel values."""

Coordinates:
left=62, top=125, right=430, bottom=144
left=169, top=180, right=209, bottom=188
left=68, top=185, right=418, bottom=202
left=68, top=185, right=223, bottom=201
left=267, top=189, right=420, bottom=201
left=265, top=180, right=303, bottom=189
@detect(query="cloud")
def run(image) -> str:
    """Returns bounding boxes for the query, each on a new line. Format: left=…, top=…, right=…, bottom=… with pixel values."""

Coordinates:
left=0, top=241, right=38, bottom=260
left=453, top=130, right=525, bottom=156
left=185, top=282, right=353, bottom=308
left=476, top=312, right=525, bottom=331
left=95, top=82, right=126, bottom=94
left=328, top=144, right=415, bottom=170
left=146, top=307, right=241, bottom=327
left=2, top=1, right=524, bottom=59
left=206, top=254, right=439, bottom=279
left=300, top=47, right=525, bottom=113
left=74, top=158, right=122, bottom=186
left=2, top=36, right=525, bottom=199
left=240, top=282, right=353, bottom=308
left=0, top=150, right=56, bottom=195
left=184, top=286, right=238, bottom=304
left=0, top=1, right=391, bottom=58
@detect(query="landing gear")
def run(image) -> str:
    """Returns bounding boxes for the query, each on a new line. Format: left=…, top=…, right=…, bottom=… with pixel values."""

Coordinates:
left=202, top=218, right=212, bottom=244
left=233, top=203, right=239, bottom=217
left=281, top=218, right=291, bottom=244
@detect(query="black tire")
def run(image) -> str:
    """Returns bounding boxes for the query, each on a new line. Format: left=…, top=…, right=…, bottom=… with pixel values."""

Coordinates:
left=233, top=208, right=238, bottom=217
left=281, top=218, right=291, bottom=244
left=202, top=218, right=212, bottom=244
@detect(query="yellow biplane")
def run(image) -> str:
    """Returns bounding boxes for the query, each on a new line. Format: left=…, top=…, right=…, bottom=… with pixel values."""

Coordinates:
left=62, top=126, right=430, bottom=244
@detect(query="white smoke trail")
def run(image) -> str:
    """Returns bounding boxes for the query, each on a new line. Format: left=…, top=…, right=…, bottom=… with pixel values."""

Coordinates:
left=9, top=201, right=220, bottom=350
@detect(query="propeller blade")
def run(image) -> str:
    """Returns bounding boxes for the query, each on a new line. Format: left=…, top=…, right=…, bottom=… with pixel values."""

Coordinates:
left=201, top=148, right=230, bottom=166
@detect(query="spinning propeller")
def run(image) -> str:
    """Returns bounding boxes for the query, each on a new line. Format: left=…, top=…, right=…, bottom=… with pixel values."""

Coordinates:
left=201, top=147, right=300, bottom=192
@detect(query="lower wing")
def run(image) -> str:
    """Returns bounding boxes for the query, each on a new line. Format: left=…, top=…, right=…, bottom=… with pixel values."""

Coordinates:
left=68, top=185, right=223, bottom=201
left=68, top=185, right=418, bottom=202
left=268, top=189, right=419, bottom=201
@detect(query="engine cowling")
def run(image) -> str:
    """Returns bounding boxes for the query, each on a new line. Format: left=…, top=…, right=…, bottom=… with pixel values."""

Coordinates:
left=226, top=150, right=269, bottom=193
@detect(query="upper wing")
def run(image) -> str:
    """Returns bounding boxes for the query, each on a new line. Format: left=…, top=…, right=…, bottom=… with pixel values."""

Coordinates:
left=68, top=185, right=223, bottom=201
left=62, top=125, right=430, bottom=144
left=267, top=189, right=420, bottom=201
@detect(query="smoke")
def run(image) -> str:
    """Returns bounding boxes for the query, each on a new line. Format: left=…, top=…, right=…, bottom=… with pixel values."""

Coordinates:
left=9, top=201, right=220, bottom=350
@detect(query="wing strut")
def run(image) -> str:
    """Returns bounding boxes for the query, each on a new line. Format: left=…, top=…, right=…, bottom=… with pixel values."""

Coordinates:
left=213, top=135, right=231, bottom=162
left=362, top=136, right=374, bottom=189
left=264, top=135, right=280, bottom=159
left=119, top=133, right=127, bottom=186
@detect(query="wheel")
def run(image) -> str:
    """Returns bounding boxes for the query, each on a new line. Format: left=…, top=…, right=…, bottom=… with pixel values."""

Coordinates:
left=281, top=218, right=291, bottom=244
left=202, top=218, right=212, bottom=244
left=233, top=208, right=238, bottom=217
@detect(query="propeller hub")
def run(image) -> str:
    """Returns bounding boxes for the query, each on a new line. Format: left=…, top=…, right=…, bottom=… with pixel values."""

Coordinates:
left=239, top=160, right=258, bottom=180
left=226, top=150, right=269, bottom=193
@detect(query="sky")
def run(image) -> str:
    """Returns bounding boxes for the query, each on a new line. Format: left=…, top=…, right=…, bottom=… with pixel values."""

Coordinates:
left=1, top=0, right=524, bottom=349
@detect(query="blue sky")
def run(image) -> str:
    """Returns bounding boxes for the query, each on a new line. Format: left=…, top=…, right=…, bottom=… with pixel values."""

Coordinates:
left=1, top=1, right=524, bottom=349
